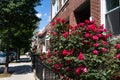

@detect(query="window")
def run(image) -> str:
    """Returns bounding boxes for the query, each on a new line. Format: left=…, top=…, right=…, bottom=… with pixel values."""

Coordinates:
left=45, top=35, right=50, bottom=51
left=63, top=0, right=67, bottom=3
left=45, top=40, right=50, bottom=51
left=105, top=0, right=120, bottom=35
left=57, top=0, right=60, bottom=11
left=62, top=0, right=68, bottom=6
left=52, top=0, right=55, bottom=5
left=106, top=0, right=119, bottom=11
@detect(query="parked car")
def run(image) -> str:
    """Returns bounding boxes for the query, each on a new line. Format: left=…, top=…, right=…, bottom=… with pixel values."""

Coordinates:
left=0, top=51, right=6, bottom=64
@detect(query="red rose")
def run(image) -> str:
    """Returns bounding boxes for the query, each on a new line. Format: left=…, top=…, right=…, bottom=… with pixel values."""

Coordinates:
left=62, top=50, right=68, bottom=56
left=75, top=67, right=81, bottom=75
left=80, top=66, right=87, bottom=73
left=77, top=23, right=85, bottom=27
left=97, top=34, right=103, bottom=38
left=92, top=35, right=99, bottom=40
left=101, top=48, right=107, bottom=52
left=47, top=59, right=52, bottom=63
left=88, top=24, right=96, bottom=31
left=62, top=50, right=73, bottom=56
left=56, top=17, right=61, bottom=23
left=93, top=50, right=99, bottom=55
left=85, top=33, right=90, bottom=38
left=115, top=44, right=120, bottom=49
left=102, top=41, right=108, bottom=45
left=51, top=21, right=56, bottom=26
left=104, top=34, right=109, bottom=39
left=116, top=54, right=120, bottom=59
left=78, top=52, right=84, bottom=60
left=75, top=66, right=87, bottom=75
left=63, top=32, right=69, bottom=38
left=109, top=33, right=112, bottom=37
left=85, top=20, right=90, bottom=24
left=61, top=19, right=66, bottom=23
left=93, top=43, right=99, bottom=47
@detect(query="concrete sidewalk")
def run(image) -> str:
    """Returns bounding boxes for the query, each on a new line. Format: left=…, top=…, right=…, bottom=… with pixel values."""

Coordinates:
left=0, top=55, right=35, bottom=80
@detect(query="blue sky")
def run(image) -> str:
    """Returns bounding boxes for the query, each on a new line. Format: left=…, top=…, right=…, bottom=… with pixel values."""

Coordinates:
left=35, top=0, right=51, bottom=31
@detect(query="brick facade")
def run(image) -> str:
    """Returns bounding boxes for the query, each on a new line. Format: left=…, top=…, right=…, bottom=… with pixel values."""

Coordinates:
left=38, top=0, right=102, bottom=52
left=39, top=0, right=102, bottom=35
left=51, top=0, right=90, bottom=26
left=51, top=0, right=101, bottom=25
left=90, top=0, right=101, bottom=25
left=37, top=0, right=120, bottom=53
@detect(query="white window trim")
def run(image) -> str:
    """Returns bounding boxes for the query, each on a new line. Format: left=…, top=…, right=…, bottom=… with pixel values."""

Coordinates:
left=106, top=0, right=120, bottom=12
left=105, top=0, right=120, bottom=35
left=57, top=0, right=60, bottom=12
left=45, top=35, right=50, bottom=52
left=106, top=6, right=120, bottom=14
left=100, top=0, right=106, bottom=28
left=101, top=0, right=120, bottom=27
left=62, top=0, right=68, bottom=6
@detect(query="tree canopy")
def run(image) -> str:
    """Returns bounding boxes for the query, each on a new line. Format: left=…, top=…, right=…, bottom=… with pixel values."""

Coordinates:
left=0, top=0, right=41, bottom=52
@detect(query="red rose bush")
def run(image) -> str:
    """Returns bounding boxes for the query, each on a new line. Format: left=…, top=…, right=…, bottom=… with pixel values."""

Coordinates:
left=40, top=18, right=120, bottom=80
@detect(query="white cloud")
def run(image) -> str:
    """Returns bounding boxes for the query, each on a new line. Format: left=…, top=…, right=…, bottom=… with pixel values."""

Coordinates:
left=36, top=13, right=42, bottom=18
left=44, top=13, right=47, bottom=16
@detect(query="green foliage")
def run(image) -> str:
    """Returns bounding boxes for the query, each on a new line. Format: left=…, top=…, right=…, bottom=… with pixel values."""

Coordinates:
left=41, top=18, right=120, bottom=80
left=0, top=0, right=41, bottom=51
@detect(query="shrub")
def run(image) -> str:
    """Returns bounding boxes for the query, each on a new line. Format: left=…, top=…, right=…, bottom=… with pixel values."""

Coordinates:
left=41, top=18, right=120, bottom=80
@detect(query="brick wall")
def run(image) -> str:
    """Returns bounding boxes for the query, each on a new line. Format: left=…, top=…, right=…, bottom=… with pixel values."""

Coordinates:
left=90, top=0, right=101, bottom=25
left=49, top=0, right=101, bottom=29
left=41, top=0, right=102, bottom=52
left=51, top=0, right=87, bottom=26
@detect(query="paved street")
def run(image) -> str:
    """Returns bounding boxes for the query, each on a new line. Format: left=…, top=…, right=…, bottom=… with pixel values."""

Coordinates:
left=0, top=55, right=35, bottom=80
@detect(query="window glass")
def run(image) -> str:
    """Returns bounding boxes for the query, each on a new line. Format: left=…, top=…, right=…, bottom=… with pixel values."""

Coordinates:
left=64, top=0, right=67, bottom=3
left=106, top=0, right=119, bottom=11
left=57, top=0, right=60, bottom=11
left=62, top=0, right=67, bottom=6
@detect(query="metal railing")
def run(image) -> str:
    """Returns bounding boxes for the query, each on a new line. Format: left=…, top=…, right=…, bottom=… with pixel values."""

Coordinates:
left=33, top=55, right=59, bottom=80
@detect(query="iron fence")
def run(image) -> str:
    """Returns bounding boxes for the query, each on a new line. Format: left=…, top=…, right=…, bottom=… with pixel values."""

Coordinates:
left=34, top=55, right=59, bottom=80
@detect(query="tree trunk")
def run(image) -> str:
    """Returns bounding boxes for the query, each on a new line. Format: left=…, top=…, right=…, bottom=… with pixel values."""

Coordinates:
left=4, top=64, right=8, bottom=74
left=4, top=53, right=9, bottom=74
left=16, top=48, right=20, bottom=61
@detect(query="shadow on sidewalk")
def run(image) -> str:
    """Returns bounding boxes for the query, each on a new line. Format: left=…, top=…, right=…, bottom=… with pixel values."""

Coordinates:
left=0, top=64, right=32, bottom=74
left=9, top=56, right=32, bottom=74
left=8, top=65, right=32, bottom=74
left=0, top=56, right=32, bottom=75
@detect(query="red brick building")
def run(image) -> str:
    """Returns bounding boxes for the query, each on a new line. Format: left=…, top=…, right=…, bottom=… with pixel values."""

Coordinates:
left=37, top=0, right=120, bottom=53
left=50, top=0, right=101, bottom=26
left=42, top=0, right=120, bottom=34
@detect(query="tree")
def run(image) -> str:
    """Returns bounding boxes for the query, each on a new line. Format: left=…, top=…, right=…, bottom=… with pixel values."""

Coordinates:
left=0, top=0, right=41, bottom=52
left=0, top=0, right=41, bottom=73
